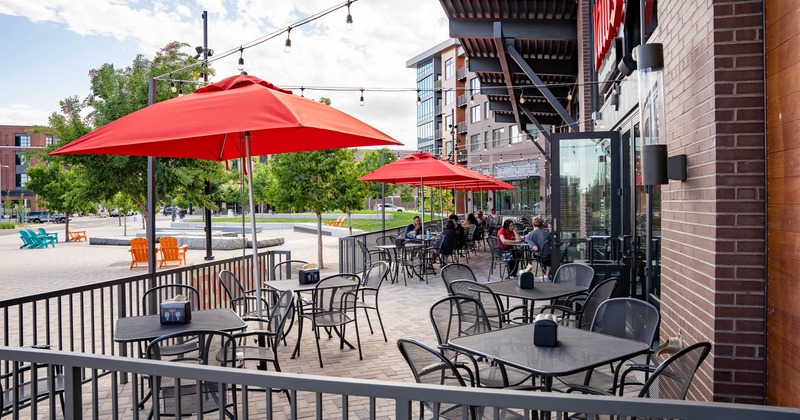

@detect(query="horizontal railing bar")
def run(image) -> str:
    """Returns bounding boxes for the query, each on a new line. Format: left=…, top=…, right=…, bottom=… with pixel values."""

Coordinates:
left=1, top=347, right=798, bottom=420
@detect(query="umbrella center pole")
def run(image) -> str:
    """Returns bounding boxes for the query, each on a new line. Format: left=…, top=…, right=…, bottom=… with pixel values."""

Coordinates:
left=244, top=132, right=263, bottom=317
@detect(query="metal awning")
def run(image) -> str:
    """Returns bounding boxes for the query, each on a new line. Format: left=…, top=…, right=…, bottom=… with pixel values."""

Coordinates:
left=439, top=0, right=579, bottom=134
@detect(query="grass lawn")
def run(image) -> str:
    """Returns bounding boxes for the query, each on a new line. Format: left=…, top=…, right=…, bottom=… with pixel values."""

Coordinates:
left=208, top=211, right=420, bottom=233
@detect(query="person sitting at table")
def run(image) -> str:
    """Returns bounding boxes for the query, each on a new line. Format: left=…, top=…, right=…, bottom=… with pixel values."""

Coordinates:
left=524, top=216, right=552, bottom=277
left=405, top=216, right=422, bottom=239
left=429, top=220, right=457, bottom=265
left=497, top=219, right=522, bottom=277
left=449, top=214, right=466, bottom=251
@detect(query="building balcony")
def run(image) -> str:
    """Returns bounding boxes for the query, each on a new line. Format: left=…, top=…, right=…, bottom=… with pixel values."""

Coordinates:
left=434, top=103, right=443, bottom=115
left=457, top=121, right=468, bottom=134
left=457, top=94, right=469, bottom=108
left=457, top=66, right=468, bottom=81
left=434, top=79, right=442, bottom=91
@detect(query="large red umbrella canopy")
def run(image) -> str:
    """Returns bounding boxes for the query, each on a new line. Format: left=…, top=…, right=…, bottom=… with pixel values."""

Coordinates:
left=358, top=152, right=485, bottom=184
left=51, top=73, right=402, bottom=159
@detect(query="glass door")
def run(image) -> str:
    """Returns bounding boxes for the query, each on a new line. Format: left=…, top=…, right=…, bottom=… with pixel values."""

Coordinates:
left=550, top=131, right=623, bottom=271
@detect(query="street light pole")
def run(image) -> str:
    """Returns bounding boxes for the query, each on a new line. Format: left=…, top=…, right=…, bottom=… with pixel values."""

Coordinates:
left=0, top=163, right=8, bottom=218
left=201, top=10, right=215, bottom=261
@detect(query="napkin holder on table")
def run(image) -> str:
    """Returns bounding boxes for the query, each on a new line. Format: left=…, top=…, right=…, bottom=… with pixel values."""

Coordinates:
left=533, top=313, right=558, bottom=347
left=299, top=263, right=320, bottom=285
left=160, top=295, right=191, bottom=324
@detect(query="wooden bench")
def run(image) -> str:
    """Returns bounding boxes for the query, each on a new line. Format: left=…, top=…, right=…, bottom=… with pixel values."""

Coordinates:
left=68, top=229, right=88, bottom=242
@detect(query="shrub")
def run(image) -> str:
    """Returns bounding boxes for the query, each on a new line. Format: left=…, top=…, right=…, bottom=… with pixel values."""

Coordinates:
left=0, top=222, right=16, bottom=229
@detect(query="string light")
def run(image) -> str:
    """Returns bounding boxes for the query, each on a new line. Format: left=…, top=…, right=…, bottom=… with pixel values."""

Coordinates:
left=416, top=90, right=422, bottom=105
left=470, top=89, right=475, bottom=105
left=284, top=27, right=292, bottom=53
left=237, top=47, right=244, bottom=71
left=519, top=95, right=526, bottom=104
left=300, top=87, right=305, bottom=97
left=359, top=88, right=364, bottom=106
left=178, top=82, right=184, bottom=96
left=345, top=1, right=353, bottom=30
left=169, top=78, right=177, bottom=93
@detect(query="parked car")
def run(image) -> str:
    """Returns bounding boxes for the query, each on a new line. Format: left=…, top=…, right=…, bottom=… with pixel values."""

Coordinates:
left=374, top=203, right=405, bottom=212
left=24, top=211, right=67, bottom=223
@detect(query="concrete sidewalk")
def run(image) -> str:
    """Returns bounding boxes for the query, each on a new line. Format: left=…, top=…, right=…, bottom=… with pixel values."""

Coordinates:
left=0, top=214, right=342, bottom=301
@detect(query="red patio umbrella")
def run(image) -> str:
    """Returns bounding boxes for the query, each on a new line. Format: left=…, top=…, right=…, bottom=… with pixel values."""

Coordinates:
left=359, top=152, right=489, bottom=230
left=52, top=73, right=403, bottom=316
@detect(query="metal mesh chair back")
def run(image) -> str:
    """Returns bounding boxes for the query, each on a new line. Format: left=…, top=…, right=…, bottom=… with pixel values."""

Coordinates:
left=638, top=342, right=712, bottom=401
left=397, top=338, right=472, bottom=420
left=591, top=298, right=660, bottom=346
left=141, top=284, right=200, bottom=315
left=146, top=330, right=238, bottom=418
left=272, top=259, right=308, bottom=280
left=362, top=260, right=389, bottom=290
left=268, top=290, right=296, bottom=342
left=447, top=281, right=505, bottom=328
left=577, top=278, right=618, bottom=330
left=552, top=262, right=595, bottom=288
left=441, top=263, right=477, bottom=292
left=311, top=274, right=360, bottom=313
left=218, top=270, right=245, bottom=302
left=430, top=296, right=491, bottom=351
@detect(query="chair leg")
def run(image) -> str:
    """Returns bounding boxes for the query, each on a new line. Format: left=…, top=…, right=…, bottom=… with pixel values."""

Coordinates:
left=314, top=322, right=324, bottom=368
left=375, top=305, right=388, bottom=342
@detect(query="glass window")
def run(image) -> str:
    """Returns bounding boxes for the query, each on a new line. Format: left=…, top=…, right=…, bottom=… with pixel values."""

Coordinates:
left=492, top=128, right=505, bottom=148
left=485, top=102, right=491, bottom=119
left=17, top=174, right=29, bottom=188
left=416, top=59, right=433, bottom=78
left=45, top=135, right=53, bottom=146
left=470, top=105, right=481, bottom=123
left=418, top=98, right=433, bottom=122
left=444, top=114, right=453, bottom=132
left=493, top=178, right=541, bottom=213
left=417, top=121, right=433, bottom=145
left=445, top=90, right=455, bottom=105
left=470, top=134, right=481, bottom=151
left=444, top=58, right=453, bottom=80
left=15, top=134, right=31, bottom=147
left=469, top=77, right=481, bottom=91
left=15, top=152, right=26, bottom=166
left=509, top=124, right=520, bottom=144
left=484, top=132, right=490, bottom=150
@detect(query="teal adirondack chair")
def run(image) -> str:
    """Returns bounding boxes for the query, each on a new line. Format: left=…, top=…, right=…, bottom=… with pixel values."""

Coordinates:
left=25, top=229, right=56, bottom=248
left=37, top=227, right=59, bottom=243
left=19, top=230, right=42, bottom=249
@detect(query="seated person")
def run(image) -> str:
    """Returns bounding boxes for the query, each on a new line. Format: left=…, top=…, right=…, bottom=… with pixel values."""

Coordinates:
left=524, top=216, right=552, bottom=277
left=429, top=220, right=457, bottom=265
left=405, top=216, right=422, bottom=239
left=497, top=219, right=522, bottom=277
left=449, top=214, right=466, bottom=250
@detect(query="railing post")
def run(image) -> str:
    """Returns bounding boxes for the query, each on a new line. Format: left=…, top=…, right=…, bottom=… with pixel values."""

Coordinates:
left=116, top=286, right=128, bottom=384
left=395, top=399, right=411, bottom=420
left=64, top=365, right=82, bottom=420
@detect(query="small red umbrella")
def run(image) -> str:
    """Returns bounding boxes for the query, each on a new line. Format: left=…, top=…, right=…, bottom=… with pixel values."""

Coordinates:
left=52, top=73, right=403, bottom=317
left=359, top=152, right=491, bottom=230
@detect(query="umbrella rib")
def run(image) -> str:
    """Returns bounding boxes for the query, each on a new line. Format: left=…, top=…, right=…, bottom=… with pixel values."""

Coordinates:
left=219, top=133, right=228, bottom=161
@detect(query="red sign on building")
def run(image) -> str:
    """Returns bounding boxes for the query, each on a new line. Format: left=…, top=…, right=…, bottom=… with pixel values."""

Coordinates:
left=593, top=0, right=626, bottom=72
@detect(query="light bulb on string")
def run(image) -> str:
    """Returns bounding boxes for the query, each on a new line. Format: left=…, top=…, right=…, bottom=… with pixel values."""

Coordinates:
left=178, top=82, right=184, bottom=97
left=519, top=95, right=526, bottom=104
left=359, top=88, right=364, bottom=106
left=345, top=1, right=353, bottom=31
left=284, top=28, right=292, bottom=53
left=300, top=87, right=305, bottom=98
left=416, top=90, right=422, bottom=105
left=470, top=89, right=474, bottom=105
left=237, top=47, right=244, bottom=71
left=170, top=80, right=177, bottom=93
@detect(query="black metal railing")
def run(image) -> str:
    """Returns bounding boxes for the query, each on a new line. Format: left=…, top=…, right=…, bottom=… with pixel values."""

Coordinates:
left=1, top=346, right=798, bottom=420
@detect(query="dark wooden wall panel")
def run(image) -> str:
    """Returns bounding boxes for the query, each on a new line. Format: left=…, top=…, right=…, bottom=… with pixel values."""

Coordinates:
left=766, top=0, right=800, bottom=408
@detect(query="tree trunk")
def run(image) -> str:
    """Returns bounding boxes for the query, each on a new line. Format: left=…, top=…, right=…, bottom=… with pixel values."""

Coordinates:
left=123, top=214, right=127, bottom=236
left=64, top=218, right=70, bottom=243
left=316, top=211, right=324, bottom=269
left=347, top=209, right=352, bottom=236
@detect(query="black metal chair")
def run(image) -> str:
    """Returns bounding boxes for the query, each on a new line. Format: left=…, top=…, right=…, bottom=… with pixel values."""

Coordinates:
left=539, top=278, right=619, bottom=330
left=298, top=274, right=362, bottom=368
left=429, top=296, right=534, bottom=389
left=146, top=330, right=238, bottom=419
left=229, top=290, right=295, bottom=400
left=449, top=280, right=527, bottom=329
left=141, top=284, right=200, bottom=315
left=0, top=347, right=65, bottom=418
left=357, top=239, right=388, bottom=274
left=218, top=270, right=270, bottom=319
left=440, top=263, right=478, bottom=294
left=272, top=259, right=309, bottom=280
left=485, top=237, right=508, bottom=281
left=357, top=261, right=390, bottom=342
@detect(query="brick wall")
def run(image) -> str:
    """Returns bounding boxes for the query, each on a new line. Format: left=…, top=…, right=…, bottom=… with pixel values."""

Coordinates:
left=659, top=0, right=766, bottom=403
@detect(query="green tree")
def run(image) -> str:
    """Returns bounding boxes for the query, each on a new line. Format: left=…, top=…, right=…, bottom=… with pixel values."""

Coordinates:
left=359, top=148, right=398, bottom=202
left=265, top=149, right=351, bottom=268
left=27, top=42, right=224, bottom=227
left=334, top=148, right=368, bottom=234
left=24, top=163, right=93, bottom=240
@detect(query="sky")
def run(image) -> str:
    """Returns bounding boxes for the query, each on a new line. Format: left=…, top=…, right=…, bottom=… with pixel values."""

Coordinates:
left=0, top=0, right=450, bottom=149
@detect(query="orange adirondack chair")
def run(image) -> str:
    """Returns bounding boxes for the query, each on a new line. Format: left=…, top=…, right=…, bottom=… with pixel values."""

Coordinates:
left=129, top=238, right=152, bottom=269
left=69, top=229, right=88, bottom=242
left=158, top=236, right=188, bottom=268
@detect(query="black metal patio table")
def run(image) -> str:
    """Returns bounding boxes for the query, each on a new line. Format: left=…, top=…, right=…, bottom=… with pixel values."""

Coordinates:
left=449, top=324, right=651, bottom=418
left=265, top=276, right=360, bottom=358
left=484, top=280, right=587, bottom=322
left=114, top=308, right=247, bottom=343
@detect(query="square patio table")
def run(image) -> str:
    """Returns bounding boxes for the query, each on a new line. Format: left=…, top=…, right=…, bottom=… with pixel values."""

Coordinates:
left=449, top=324, right=650, bottom=418
left=376, top=244, right=402, bottom=284
left=265, top=276, right=360, bottom=358
left=484, top=280, right=587, bottom=322
left=114, top=308, right=246, bottom=343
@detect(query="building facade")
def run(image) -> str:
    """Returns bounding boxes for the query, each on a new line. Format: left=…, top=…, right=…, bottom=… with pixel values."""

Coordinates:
left=426, top=0, right=799, bottom=409
left=0, top=125, right=49, bottom=217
